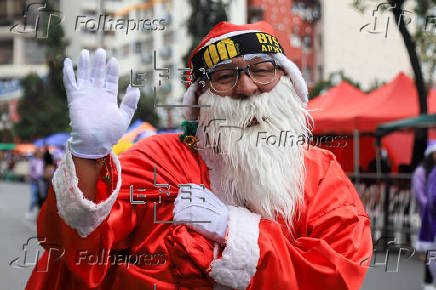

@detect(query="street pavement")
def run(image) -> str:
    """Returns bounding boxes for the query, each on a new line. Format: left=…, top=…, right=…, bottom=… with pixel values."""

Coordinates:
left=1, top=182, right=36, bottom=290
left=361, top=252, right=425, bottom=290
left=0, top=181, right=431, bottom=290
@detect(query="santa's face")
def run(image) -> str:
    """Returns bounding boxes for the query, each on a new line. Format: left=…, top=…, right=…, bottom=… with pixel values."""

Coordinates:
left=198, top=55, right=285, bottom=98
left=197, top=76, right=312, bottom=227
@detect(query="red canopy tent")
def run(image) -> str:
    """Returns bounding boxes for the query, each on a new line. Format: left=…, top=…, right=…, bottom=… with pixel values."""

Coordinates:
left=308, top=73, right=435, bottom=173
left=316, top=72, right=421, bottom=134
left=429, top=88, right=436, bottom=114
left=308, top=81, right=367, bottom=134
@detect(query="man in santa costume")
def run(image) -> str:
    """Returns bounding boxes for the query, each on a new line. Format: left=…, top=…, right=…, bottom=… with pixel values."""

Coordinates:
left=26, top=21, right=372, bottom=290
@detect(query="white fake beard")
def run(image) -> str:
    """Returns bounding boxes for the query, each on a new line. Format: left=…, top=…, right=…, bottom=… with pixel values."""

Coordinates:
left=196, top=76, right=312, bottom=227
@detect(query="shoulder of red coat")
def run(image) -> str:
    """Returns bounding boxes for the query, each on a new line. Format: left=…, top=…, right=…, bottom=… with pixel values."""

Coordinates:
left=303, top=146, right=337, bottom=172
left=129, top=133, right=184, bottom=151
left=119, top=133, right=187, bottom=158
left=118, top=133, right=207, bottom=174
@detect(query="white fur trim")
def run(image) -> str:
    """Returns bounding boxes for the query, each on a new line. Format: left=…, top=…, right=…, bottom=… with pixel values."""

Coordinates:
left=183, top=82, right=199, bottom=120
left=209, top=206, right=261, bottom=289
left=272, top=53, right=308, bottom=106
left=52, top=141, right=122, bottom=238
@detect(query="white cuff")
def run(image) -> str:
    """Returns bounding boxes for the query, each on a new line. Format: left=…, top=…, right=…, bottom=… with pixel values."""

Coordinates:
left=209, top=206, right=261, bottom=289
left=52, top=142, right=122, bottom=238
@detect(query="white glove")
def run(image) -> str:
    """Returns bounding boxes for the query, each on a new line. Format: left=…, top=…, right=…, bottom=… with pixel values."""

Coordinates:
left=63, top=48, right=140, bottom=159
left=173, top=184, right=228, bottom=243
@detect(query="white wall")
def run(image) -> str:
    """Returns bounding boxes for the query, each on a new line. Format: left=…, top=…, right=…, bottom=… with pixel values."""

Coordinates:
left=227, top=0, right=247, bottom=24
left=319, top=0, right=415, bottom=90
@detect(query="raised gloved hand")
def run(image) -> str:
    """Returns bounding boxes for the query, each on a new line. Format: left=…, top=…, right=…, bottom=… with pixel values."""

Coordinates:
left=173, top=184, right=228, bottom=243
left=63, top=48, right=140, bottom=159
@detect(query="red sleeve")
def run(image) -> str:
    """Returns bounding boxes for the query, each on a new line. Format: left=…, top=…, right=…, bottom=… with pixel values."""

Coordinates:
left=250, top=158, right=372, bottom=289
left=28, top=152, right=137, bottom=288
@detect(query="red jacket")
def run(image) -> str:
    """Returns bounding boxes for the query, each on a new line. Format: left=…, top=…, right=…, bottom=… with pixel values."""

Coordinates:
left=26, top=133, right=372, bottom=289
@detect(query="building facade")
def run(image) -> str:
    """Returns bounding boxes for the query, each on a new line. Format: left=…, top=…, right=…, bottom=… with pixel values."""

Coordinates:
left=0, top=0, right=54, bottom=141
left=247, top=0, right=317, bottom=88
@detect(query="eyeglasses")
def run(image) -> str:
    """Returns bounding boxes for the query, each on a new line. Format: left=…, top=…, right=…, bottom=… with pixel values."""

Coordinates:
left=202, top=60, right=281, bottom=93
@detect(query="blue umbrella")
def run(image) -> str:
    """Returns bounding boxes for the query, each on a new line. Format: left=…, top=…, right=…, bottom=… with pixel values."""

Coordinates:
left=156, top=128, right=183, bottom=134
left=43, top=133, right=71, bottom=147
left=33, top=138, right=45, bottom=148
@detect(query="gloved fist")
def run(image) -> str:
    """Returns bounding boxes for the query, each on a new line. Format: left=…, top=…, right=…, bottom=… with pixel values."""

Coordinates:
left=63, top=48, right=140, bottom=159
left=173, top=184, right=228, bottom=243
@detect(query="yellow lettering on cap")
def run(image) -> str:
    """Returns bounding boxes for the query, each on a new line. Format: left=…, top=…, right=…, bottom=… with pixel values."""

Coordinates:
left=266, top=34, right=273, bottom=44
left=272, top=37, right=280, bottom=47
left=221, top=38, right=238, bottom=58
left=204, top=48, right=213, bottom=67
left=209, top=44, right=219, bottom=65
left=256, top=33, right=268, bottom=44
left=217, top=41, right=229, bottom=60
left=261, top=45, right=268, bottom=52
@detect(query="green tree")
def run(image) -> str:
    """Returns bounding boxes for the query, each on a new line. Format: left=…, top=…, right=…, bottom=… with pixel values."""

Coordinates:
left=14, top=0, right=70, bottom=141
left=184, top=0, right=228, bottom=65
left=415, top=1, right=436, bottom=85
left=309, top=71, right=361, bottom=100
left=352, top=0, right=435, bottom=169
left=309, top=80, right=332, bottom=100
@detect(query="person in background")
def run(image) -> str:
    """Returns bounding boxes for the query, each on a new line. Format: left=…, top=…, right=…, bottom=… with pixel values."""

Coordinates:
left=39, top=147, right=55, bottom=208
left=5, top=151, right=16, bottom=181
left=413, top=141, right=436, bottom=290
left=366, top=147, right=392, bottom=185
left=26, top=149, right=43, bottom=220
left=368, top=148, right=392, bottom=174
left=426, top=165, right=436, bottom=285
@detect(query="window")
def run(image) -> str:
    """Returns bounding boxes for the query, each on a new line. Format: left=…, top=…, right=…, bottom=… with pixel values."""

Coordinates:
left=104, top=30, right=115, bottom=36
left=123, top=44, right=129, bottom=57
left=303, top=36, right=312, bottom=49
left=135, top=42, right=141, bottom=54
left=290, top=34, right=301, bottom=48
left=163, top=30, right=173, bottom=44
left=0, top=40, right=13, bottom=65
left=143, top=39, right=153, bottom=53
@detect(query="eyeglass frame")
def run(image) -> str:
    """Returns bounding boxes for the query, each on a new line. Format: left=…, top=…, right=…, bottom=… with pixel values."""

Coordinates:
left=198, top=59, right=283, bottom=93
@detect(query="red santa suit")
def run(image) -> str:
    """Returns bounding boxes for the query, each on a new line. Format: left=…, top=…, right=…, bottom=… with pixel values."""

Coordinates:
left=26, top=133, right=372, bottom=289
